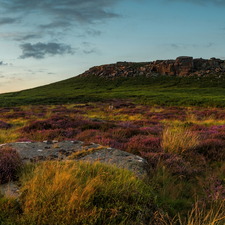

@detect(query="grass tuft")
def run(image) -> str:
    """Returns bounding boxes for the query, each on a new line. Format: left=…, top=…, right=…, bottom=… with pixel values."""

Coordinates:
left=161, top=126, right=200, bottom=154
left=13, top=160, right=157, bottom=224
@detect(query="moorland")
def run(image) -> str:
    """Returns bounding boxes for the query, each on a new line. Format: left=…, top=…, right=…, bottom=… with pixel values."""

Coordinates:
left=0, top=67, right=225, bottom=224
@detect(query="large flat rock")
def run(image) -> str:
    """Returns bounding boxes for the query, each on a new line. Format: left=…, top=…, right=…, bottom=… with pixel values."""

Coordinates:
left=0, top=141, right=150, bottom=198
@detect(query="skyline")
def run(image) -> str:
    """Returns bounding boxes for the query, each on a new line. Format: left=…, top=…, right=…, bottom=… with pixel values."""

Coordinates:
left=0, top=0, right=225, bottom=93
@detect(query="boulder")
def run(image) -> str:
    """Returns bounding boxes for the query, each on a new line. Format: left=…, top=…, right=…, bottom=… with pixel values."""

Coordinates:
left=154, top=60, right=175, bottom=75
left=193, top=58, right=208, bottom=71
left=174, top=56, right=193, bottom=76
left=220, top=62, right=225, bottom=69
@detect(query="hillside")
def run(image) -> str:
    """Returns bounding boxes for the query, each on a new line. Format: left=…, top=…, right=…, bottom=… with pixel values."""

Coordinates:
left=1, top=56, right=225, bottom=107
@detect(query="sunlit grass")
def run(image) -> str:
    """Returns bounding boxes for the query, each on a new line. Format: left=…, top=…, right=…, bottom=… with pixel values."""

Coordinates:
left=161, top=125, right=200, bottom=154
left=154, top=201, right=225, bottom=225
left=149, top=106, right=164, bottom=113
left=44, top=109, right=53, bottom=119
left=198, top=119, right=225, bottom=127
left=178, top=200, right=225, bottom=225
left=0, top=129, right=20, bottom=144
left=1, top=160, right=157, bottom=224
left=8, top=118, right=29, bottom=128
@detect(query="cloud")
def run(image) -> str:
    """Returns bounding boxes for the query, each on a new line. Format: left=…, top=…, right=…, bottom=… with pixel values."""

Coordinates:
left=0, top=0, right=122, bottom=46
left=86, top=30, right=102, bottom=37
left=0, top=61, right=8, bottom=66
left=0, top=0, right=121, bottom=24
left=0, top=17, right=18, bottom=25
left=39, top=21, right=72, bottom=29
left=164, top=42, right=215, bottom=50
left=83, top=48, right=99, bottom=54
left=14, top=34, right=43, bottom=41
left=165, top=0, right=225, bottom=6
left=19, top=42, right=76, bottom=59
left=75, top=30, right=102, bottom=38
left=0, top=31, right=43, bottom=42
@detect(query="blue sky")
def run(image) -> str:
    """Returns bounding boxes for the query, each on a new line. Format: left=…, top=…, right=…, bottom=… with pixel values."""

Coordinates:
left=0, top=0, right=224, bottom=93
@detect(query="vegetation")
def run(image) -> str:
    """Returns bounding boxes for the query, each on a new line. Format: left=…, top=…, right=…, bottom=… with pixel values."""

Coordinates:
left=1, top=72, right=225, bottom=223
left=0, top=160, right=156, bottom=224
left=0, top=101, right=225, bottom=224
left=1, top=74, right=225, bottom=107
left=0, top=147, right=23, bottom=184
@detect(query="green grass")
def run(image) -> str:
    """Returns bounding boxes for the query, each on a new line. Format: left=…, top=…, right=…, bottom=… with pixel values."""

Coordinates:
left=1, top=74, right=225, bottom=107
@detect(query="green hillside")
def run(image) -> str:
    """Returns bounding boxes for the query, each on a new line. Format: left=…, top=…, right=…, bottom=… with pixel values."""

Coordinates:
left=1, top=74, right=225, bottom=107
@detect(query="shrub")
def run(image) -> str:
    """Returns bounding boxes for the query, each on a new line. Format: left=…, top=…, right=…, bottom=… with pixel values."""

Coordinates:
left=132, top=120, right=159, bottom=127
left=112, top=127, right=142, bottom=139
left=195, top=139, right=225, bottom=161
left=21, top=115, right=89, bottom=133
left=0, top=121, right=13, bottom=130
left=139, top=126, right=162, bottom=136
left=75, top=129, right=101, bottom=142
left=94, top=137, right=124, bottom=150
left=4, top=111, right=28, bottom=119
left=124, top=135, right=161, bottom=155
left=23, top=128, right=81, bottom=142
left=0, top=147, right=23, bottom=184
left=141, top=152, right=201, bottom=178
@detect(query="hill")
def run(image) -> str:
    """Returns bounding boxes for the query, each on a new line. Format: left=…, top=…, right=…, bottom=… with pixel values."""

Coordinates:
left=1, top=56, right=225, bottom=107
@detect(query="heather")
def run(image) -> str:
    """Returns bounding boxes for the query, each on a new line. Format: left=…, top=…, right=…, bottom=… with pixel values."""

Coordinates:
left=0, top=101, right=225, bottom=224
left=0, top=147, right=23, bottom=184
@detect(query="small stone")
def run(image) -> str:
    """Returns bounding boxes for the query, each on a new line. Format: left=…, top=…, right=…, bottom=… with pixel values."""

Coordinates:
left=215, top=68, right=221, bottom=73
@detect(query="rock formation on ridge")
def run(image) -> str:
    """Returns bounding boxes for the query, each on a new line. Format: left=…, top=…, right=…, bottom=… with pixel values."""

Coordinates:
left=78, top=56, right=225, bottom=79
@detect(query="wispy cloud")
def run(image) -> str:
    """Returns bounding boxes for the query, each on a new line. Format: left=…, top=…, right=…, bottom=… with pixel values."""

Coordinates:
left=14, top=34, right=43, bottom=41
left=0, top=61, right=8, bottom=66
left=165, top=0, right=225, bottom=6
left=164, top=42, right=215, bottom=50
left=0, top=0, right=122, bottom=25
left=39, top=21, right=72, bottom=29
left=83, top=48, right=100, bottom=54
left=19, top=42, right=76, bottom=59
left=0, top=17, right=19, bottom=25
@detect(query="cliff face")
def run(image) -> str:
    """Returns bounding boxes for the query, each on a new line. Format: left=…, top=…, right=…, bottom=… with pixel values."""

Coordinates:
left=78, top=56, right=225, bottom=79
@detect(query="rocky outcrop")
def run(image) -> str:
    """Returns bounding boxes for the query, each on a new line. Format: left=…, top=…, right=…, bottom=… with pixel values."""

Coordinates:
left=78, top=56, right=225, bottom=79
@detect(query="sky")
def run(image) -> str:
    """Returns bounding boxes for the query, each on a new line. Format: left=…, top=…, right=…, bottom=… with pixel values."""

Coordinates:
left=0, top=0, right=225, bottom=93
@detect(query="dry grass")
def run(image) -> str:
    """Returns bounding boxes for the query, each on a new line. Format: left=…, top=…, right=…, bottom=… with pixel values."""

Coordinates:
left=161, top=126, right=200, bottom=154
left=178, top=200, right=225, bottom=225
left=152, top=201, right=225, bottom=225
left=7, top=160, right=156, bottom=224
left=68, top=146, right=106, bottom=159
left=0, top=129, right=20, bottom=144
